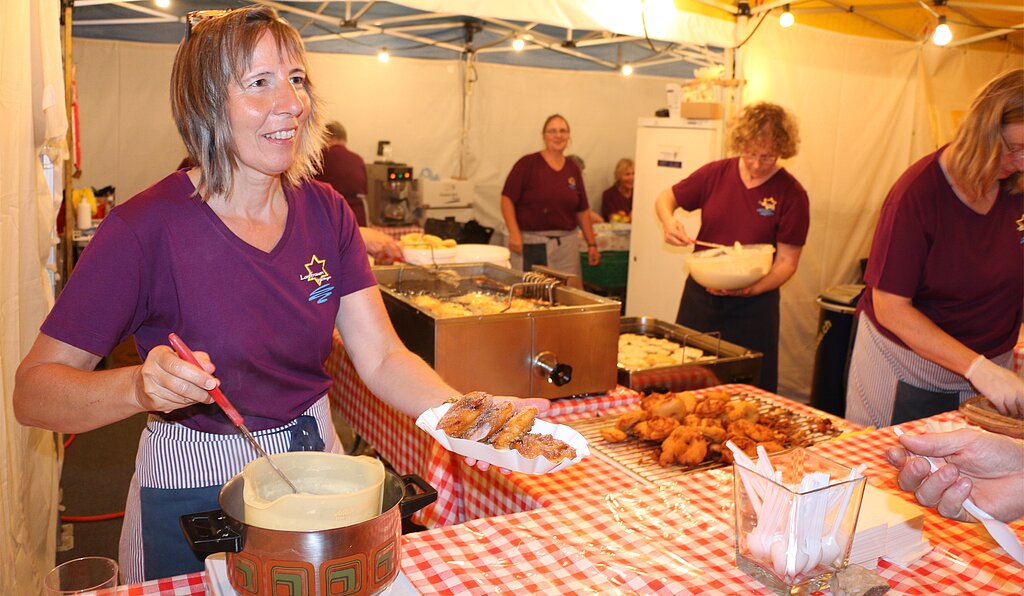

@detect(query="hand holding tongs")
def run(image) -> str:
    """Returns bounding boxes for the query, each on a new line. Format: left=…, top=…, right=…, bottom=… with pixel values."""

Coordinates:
left=168, top=333, right=300, bottom=494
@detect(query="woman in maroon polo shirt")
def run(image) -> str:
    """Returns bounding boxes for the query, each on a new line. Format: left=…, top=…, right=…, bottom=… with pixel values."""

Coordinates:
left=846, top=69, right=1024, bottom=427
left=654, top=103, right=809, bottom=393
left=501, top=114, right=600, bottom=275
left=601, top=158, right=635, bottom=222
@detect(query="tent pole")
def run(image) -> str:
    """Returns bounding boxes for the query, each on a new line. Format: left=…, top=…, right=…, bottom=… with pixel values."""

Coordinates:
left=61, top=0, right=75, bottom=292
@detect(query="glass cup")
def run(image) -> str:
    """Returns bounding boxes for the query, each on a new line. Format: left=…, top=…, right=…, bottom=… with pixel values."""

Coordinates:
left=733, top=448, right=866, bottom=595
left=44, top=556, right=119, bottom=595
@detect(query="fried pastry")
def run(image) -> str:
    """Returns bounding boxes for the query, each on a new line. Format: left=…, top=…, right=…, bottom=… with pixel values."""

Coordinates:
left=658, top=426, right=708, bottom=467
left=461, top=401, right=515, bottom=442
left=641, top=391, right=697, bottom=421
left=633, top=415, right=680, bottom=442
left=724, top=401, right=760, bottom=424
left=512, top=433, right=577, bottom=463
left=490, top=406, right=538, bottom=449
left=436, top=391, right=492, bottom=437
left=616, top=409, right=650, bottom=434
left=600, top=427, right=629, bottom=443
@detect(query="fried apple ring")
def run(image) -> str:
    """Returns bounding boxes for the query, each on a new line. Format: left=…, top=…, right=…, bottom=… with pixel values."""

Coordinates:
left=461, top=401, right=515, bottom=442
left=724, top=401, right=760, bottom=424
left=489, top=406, right=538, bottom=449
left=435, top=391, right=492, bottom=437
left=512, top=433, right=577, bottom=463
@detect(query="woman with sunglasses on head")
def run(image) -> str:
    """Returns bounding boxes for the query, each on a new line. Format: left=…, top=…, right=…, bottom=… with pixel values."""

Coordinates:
left=846, top=69, right=1024, bottom=428
left=654, top=102, right=809, bottom=393
left=14, top=6, right=543, bottom=582
left=501, top=114, right=601, bottom=275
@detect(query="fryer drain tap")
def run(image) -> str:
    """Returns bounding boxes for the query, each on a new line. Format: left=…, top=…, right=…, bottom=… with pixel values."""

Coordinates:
left=534, top=351, right=572, bottom=386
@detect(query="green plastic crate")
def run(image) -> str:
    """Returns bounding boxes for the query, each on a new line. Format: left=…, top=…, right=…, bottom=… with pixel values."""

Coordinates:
left=580, top=250, right=629, bottom=288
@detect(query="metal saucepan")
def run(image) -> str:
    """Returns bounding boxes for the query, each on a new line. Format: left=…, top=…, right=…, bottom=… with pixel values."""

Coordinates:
left=181, top=465, right=436, bottom=596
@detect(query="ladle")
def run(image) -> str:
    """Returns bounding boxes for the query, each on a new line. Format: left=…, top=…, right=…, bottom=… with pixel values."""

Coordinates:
left=167, top=333, right=301, bottom=494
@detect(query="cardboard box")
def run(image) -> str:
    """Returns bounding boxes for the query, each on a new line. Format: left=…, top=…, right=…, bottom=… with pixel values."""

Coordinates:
left=416, top=178, right=475, bottom=208
left=677, top=102, right=723, bottom=120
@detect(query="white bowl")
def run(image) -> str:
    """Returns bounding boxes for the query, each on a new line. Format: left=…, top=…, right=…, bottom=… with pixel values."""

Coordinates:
left=685, top=243, right=775, bottom=290
left=402, top=245, right=457, bottom=265
left=454, top=244, right=511, bottom=268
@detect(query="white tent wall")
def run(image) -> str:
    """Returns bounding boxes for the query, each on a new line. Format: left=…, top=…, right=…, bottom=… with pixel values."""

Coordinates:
left=1, top=0, right=65, bottom=591
left=740, top=19, right=1022, bottom=401
left=73, top=39, right=679, bottom=227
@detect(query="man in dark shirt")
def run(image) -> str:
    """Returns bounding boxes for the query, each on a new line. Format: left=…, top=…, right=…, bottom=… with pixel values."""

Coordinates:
left=315, top=121, right=369, bottom=226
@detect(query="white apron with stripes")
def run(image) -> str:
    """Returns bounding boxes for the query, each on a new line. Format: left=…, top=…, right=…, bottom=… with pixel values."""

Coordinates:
left=118, top=396, right=341, bottom=583
left=510, top=229, right=582, bottom=276
left=845, top=315, right=1012, bottom=428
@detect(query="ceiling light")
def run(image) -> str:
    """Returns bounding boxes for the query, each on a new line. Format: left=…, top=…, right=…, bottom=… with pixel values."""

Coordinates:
left=155, top=0, right=170, bottom=7
left=377, top=48, right=390, bottom=63
left=621, top=64, right=634, bottom=76
left=779, top=5, right=794, bottom=28
left=932, top=16, right=952, bottom=46
left=512, top=37, right=525, bottom=51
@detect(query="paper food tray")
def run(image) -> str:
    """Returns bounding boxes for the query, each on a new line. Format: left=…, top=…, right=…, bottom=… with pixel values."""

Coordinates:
left=416, top=402, right=589, bottom=474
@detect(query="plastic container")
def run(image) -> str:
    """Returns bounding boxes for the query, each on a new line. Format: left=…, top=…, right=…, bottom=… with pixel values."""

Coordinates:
left=454, top=244, right=511, bottom=268
left=581, top=250, right=629, bottom=288
left=242, top=452, right=385, bottom=531
left=402, top=245, right=457, bottom=266
left=685, top=243, right=775, bottom=290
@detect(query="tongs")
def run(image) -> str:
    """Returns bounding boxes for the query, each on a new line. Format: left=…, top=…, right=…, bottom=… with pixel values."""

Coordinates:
left=168, top=333, right=301, bottom=494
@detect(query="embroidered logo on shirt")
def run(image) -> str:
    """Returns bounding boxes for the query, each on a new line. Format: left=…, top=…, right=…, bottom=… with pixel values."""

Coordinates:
left=1018, top=213, right=1024, bottom=244
left=300, top=255, right=334, bottom=304
left=757, top=197, right=777, bottom=217
left=568, top=176, right=578, bottom=191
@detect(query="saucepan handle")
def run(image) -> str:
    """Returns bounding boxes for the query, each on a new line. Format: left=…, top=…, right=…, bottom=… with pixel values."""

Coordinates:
left=399, top=474, right=438, bottom=518
left=179, top=509, right=244, bottom=554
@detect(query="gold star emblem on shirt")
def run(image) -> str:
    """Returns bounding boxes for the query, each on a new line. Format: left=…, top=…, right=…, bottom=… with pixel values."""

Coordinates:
left=303, top=255, right=330, bottom=286
left=760, top=197, right=777, bottom=211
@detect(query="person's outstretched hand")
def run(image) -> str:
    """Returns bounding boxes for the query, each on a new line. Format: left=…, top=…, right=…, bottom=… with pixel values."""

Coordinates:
left=885, top=428, right=1024, bottom=523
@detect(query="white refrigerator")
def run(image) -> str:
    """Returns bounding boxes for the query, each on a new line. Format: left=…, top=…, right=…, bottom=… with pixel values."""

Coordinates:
left=626, top=117, right=722, bottom=321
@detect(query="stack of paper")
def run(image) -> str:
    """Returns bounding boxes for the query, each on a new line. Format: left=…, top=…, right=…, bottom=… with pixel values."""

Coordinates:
left=848, top=484, right=928, bottom=568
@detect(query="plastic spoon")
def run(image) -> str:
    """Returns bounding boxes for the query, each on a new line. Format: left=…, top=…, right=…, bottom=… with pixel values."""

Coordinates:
left=167, top=333, right=301, bottom=494
left=893, top=427, right=1023, bottom=564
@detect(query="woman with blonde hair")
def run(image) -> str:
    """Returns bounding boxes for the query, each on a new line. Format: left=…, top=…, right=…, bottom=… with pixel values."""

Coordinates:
left=601, top=158, right=635, bottom=221
left=15, top=6, right=543, bottom=582
left=846, top=69, right=1024, bottom=427
left=654, top=102, right=809, bottom=392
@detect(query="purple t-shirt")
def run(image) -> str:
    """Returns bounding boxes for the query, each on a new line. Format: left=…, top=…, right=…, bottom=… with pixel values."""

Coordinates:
left=315, top=144, right=368, bottom=226
left=502, top=152, right=589, bottom=231
left=859, top=148, right=1024, bottom=357
left=672, top=157, right=810, bottom=249
left=41, top=170, right=377, bottom=433
left=601, top=185, right=633, bottom=220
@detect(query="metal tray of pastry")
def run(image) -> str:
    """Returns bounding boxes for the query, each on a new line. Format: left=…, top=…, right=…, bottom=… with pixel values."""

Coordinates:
left=960, top=395, right=1024, bottom=438
left=567, top=391, right=843, bottom=485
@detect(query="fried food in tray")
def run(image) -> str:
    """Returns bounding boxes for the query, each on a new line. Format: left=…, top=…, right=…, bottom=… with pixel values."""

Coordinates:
left=598, top=389, right=836, bottom=469
left=417, top=392, right=588, bottom=474
left=959, top=395, right=1024, bottom=438
left=617, top=333, right=713, bottom=370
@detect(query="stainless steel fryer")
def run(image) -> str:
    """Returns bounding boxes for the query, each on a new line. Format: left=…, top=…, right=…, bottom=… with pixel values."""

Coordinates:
left=374, top=263, right=621, bottom=399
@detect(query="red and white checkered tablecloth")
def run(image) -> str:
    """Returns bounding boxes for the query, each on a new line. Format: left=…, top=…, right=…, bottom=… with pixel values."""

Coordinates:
left=110, top=572, right=205, bottom=594
left=399, top=409, right=1024, bottom=595
left=326, top=332, right=643, bottom=527
left=369, top=224, right=423, bottom=241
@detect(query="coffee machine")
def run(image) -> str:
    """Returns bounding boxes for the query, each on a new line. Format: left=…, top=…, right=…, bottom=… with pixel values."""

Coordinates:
left=366, top=163, right=418, bottom=226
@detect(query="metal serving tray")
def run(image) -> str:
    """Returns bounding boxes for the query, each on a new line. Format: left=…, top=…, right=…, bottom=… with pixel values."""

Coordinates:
left=617, top=316, right=763, bottom=393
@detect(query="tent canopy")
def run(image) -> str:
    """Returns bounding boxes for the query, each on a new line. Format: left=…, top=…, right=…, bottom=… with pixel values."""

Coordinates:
left=70, top=0, right=735, bottom=78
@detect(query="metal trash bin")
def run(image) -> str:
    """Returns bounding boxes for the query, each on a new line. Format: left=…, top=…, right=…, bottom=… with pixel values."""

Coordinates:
left=810, top=284, right=865, bottom=417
